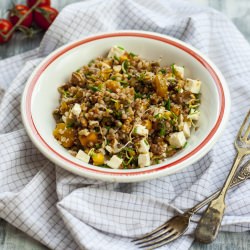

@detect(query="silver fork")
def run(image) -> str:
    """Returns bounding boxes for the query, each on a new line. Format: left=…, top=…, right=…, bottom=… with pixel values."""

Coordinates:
left=194, top=110, right=250, bottom=243
left=132, top=110, right=250, bottom=249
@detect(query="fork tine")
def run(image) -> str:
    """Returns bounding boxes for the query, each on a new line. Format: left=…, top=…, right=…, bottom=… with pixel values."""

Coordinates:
left=242, top=124, right=250, bottom=141
left=131, top=223, right=169, bottom=242
left=139, top=233, right=181, bottom=249
left=238, top=110, right=250, bottom=139
left=135, top=226, right=172, bottom=245
left=138, top=230, right=177, bottom=248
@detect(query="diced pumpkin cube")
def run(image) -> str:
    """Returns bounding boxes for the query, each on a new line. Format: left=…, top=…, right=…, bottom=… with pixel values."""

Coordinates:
left=154, top=74, right=168, bottom=98
left=53, top=123, right=75, bottom=148
left=79, top=132, right=98, bottom=147
left=106, top=80, right=121, bottom=92
left=142, top=120, right=152, bottom=130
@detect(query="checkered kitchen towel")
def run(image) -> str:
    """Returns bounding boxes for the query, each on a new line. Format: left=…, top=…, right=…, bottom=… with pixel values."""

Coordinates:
left=0, top=0, right=250, bottom=249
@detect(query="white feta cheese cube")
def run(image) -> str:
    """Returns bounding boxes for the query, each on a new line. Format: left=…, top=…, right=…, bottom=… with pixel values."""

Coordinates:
left=106, top=155, right=123, bottom=169
left=134, top=125, right=148, bottom=137
left=153, top=107, right=166, bottom=117
left=71, top=103, right=81, bottom=117
left=187, top=111, right=200, bottom=120
left=113, top=65, right=122, bottom=72
left=174, top=65, right=184, bottom=79
left=105, top=145, right=113, bottom=153
left=138, top=139, right=150, bottom=153
left=184, top=78, right=201, bottom=94
left=183, top=122, right=190, bottom=138
left=169, top=131, right=186, bottom=148
left=138, top=153, right=151, bottom=168
left=107, top=45, right=125, bottom=59
left=76, top=150, right=90, bottom=163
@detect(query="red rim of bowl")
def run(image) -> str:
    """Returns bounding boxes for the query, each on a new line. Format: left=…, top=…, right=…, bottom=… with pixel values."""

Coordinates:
left=26, top=32, right=225, bottom=176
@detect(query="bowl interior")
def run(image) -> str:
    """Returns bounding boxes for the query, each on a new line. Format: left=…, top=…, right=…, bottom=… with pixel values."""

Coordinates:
left=30, top=35, right=220, bottom=173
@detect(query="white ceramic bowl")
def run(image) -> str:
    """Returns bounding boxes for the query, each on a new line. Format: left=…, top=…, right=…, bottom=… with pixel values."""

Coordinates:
left=21, top=30, right=230, bottom=182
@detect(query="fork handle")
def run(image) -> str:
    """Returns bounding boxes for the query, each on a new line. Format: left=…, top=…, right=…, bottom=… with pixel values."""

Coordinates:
left=189, top=159, right=249, bottom=215
left=194, top=152, right=244, bottom=243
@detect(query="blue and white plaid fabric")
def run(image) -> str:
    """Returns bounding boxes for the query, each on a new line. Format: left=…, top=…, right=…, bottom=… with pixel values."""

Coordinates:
left=0, top=0, right=249, bottom=249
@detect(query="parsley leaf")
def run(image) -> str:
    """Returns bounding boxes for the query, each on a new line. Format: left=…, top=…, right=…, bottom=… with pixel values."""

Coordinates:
left=164, top=99, right=171, bottom=111
left=90, top=86, right=99, bottom=92
left=159, top=69, right=166, bottom=74
left=122, top=60, right=129, bottom=73
left=171, top=63, right=176, bottom=75
left=129, top=52, right=137, bottom=57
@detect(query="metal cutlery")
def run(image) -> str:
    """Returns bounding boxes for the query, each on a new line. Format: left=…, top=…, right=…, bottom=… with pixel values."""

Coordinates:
left=195, top=110, right=250, bottom=243
left=132, top=110, right=250, bottom=249
left=132, top=160, right=250, bottom=249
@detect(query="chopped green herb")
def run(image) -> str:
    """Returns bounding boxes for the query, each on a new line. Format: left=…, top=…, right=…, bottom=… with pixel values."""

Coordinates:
left=126, top=156, right=134, bottom=165
left=159, top=122, right=166, bottom=136
left=137, top=72, right=145, bottom=81
left=169, top=119, right=175, bottom=126
left=134, top=92, right=143, bottom=99
left=114, top=55, right=119, bottom=61
left=114, top=111, right=122, bottom=119
left=122, top=163, right=128, bottom=169
left=155, top=159, right=160, bottom=164
left=159, top=69, right=166, bottom=74
left=94, top=127, right=100, bottom=132
left=110, top=98, right=118, bottom=103
left=101, top=164, right=111, bottom=168
left=90, top=86, right=99, bottom=92
left=110, top=76, right=116, bottom=80
left=154, top=113, right=162, bottom=119
left=128, top=74, right=132, bottom=80
left=122, top=60, right=129, bottom=73
left=118, top=46, right=124, bottom=50
left=86, top=74, right=96, bottom=80
left=144, top=139, right=149, bottom=146
left=63, top=90, right=70, bottom=98
left=76, top=68, right=81, bottom=73
left=105, top=126, right=111, bottom=131
left=195, top=93, right=201, bottom=99
left=120, top=80, right=129, bottom=87
left=183, top=142, right=188, bottom=148
left=88, top=148, right=95, bottom=156
left=129, top=52, right=137, bottom=57
left=159, top=127, right=166, bottom=136
left=164, top=99, right=171, bottom=111
left=171, top=63, right=176, bottom=75
left=171, top=111, right=178, bottom=119
left=66, top=122, right=74, bottom=128
left=88, top=60, right=94, bottom=67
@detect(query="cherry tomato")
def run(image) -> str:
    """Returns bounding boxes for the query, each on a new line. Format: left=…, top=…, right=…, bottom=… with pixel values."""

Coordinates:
left=34, top=6, right=58, bottom=30
left=8, top=5, right=33, bottom=28
left=27, top=0, right=51, bottom=8
left=0, top=19, right=13, bottom=44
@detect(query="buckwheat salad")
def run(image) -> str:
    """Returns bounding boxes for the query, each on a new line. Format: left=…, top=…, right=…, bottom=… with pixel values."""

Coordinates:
left=53, top=46, right=201, bottom=169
